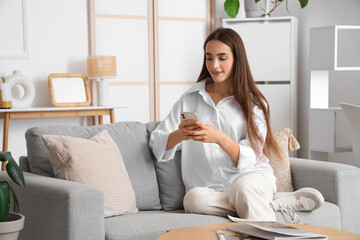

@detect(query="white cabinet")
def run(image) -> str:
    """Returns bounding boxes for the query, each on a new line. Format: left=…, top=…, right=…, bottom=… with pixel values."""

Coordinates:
left=257, top=84, right=291, bottom=131
left=223, top=17, right=298, bottom=134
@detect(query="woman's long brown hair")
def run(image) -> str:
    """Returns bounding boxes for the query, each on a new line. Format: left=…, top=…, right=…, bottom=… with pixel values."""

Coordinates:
left=197, top=28, right=279, bottom=158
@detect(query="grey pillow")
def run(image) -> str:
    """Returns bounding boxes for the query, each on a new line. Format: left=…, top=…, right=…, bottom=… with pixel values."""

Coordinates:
left=146, top=122, right=186, bottom=211
left=26, top=122, right=161, bottom=211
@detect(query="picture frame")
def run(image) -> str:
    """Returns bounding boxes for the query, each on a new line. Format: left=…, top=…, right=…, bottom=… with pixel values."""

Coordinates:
left=0, top=0, right=29, bottom=59
left=48, top=73, right=91, bottom=107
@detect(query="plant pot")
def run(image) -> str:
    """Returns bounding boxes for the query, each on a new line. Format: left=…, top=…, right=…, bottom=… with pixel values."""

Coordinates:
left=0, top=213, right=25, bottom=240
left=244, top=0, right=270, bottom=18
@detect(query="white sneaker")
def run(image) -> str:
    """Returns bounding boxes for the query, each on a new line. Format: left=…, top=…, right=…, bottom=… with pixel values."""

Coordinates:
left=273, top=187, right=325, bottom=212
left=278, top=206, right=302, bottom=224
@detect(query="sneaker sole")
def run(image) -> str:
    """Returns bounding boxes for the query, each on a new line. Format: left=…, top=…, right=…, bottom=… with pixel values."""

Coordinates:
left=274, top=187, right=325, bottom=211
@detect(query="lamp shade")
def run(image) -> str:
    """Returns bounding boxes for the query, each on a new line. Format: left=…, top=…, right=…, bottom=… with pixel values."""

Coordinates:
left=87, top=56, right=117, bottom=79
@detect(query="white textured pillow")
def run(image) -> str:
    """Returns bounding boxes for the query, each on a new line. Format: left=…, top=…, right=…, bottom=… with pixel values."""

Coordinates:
left=267, top=128, right=300, bottom=192
left=42, top=130, right=138, bottom=217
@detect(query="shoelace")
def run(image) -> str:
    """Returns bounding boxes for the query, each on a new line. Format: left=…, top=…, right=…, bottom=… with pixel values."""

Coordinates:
left=278, top=205, right=302, bottom=224
left=295, top=199, right=305, bottom=210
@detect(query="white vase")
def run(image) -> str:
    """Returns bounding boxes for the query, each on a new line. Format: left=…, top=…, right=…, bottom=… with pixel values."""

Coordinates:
left=0, top=213, right=25, bottom=240
left=97, top=79, right=110, bottom=106
left=244, top=0, right=271, bottom=18
left=4, top=70, right=35, bottom=108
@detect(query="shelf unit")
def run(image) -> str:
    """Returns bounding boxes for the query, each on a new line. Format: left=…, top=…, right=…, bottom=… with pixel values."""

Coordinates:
left=309, top=25, right=360, bottom=160
left=223, top=17, right=298, bottom=135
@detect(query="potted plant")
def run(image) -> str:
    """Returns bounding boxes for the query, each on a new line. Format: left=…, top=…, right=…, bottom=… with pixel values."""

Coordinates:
left=224, top=0, right=309, bottom=18
left=0, top=152, right=25, bottom=240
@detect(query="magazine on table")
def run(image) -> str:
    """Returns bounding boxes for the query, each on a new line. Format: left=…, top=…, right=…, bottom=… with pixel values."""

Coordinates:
left=228, top=215, right=276, bottom=223
left=217, top=229, right=263, bottom=240
left=225, top=221, right=328, bottom=240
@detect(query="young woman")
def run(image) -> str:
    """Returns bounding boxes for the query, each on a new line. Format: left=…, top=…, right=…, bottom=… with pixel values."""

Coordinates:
left=150, top=28, right=324, bottom=222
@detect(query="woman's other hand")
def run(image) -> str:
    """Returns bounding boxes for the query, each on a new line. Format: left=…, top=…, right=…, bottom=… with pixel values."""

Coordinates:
left=185, top=121, right=240, bottom=163
left=183, top=121, right=224, bottom=144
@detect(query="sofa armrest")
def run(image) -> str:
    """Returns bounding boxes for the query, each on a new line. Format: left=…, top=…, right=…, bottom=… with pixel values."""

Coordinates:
left=1, top=172, right=105, bottom=240
left=290, top=157, right=360, bottom=233
left=19, top=156, right=30, bottom=172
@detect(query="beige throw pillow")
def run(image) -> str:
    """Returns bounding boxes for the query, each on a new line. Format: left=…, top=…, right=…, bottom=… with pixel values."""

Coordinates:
left=268, top=128, right=300, bottom=192
left=42, top=130, right=138, bottom=217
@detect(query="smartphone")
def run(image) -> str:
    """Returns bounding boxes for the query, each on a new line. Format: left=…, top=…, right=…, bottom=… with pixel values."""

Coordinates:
left=181, top=112, right=198, bottom=121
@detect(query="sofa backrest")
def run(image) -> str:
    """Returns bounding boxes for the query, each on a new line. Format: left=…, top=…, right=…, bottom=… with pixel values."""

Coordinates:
left=25, top=122, right=161, bottom=211
left=146, top=122, right=186, bottom=210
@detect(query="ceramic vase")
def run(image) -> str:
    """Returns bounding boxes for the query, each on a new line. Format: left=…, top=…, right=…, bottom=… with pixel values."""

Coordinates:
left=244, top=0, right=271, bottom=18
left=0, top=213, right=25, bottom=240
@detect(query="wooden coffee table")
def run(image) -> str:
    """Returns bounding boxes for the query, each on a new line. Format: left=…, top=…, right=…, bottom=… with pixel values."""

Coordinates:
left=156, top=222, right=360, bottom=240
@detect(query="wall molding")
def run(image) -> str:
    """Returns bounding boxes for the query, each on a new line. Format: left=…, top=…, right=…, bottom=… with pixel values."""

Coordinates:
left=0, top=0, right=29, bottom=59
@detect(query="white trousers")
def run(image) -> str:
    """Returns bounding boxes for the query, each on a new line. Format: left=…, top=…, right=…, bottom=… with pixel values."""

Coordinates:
left=183, top=173, right=276, bottom=221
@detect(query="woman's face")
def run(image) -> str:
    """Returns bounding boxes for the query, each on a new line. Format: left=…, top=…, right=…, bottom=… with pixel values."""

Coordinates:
left=205, top=40, right=234, bottom=84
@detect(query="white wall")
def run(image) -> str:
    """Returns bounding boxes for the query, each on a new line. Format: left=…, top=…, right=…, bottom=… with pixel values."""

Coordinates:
left=1, top=0, right=360, bottom=163
left=271, top=0, right=360, bottom=160
left=0, top=0, right=92, bottom=161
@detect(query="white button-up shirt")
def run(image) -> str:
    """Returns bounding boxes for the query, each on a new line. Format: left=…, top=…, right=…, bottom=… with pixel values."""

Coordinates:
left=150, top=79, right=276, bottom=193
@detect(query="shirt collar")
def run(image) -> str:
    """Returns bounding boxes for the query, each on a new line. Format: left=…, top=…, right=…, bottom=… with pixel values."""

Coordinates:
left=184, top=78, right=212, bottom=96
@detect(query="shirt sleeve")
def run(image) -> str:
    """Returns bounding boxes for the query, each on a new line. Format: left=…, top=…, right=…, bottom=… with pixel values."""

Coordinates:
left=149, top=99, right=183, bottom=162
left=237, top=105, right=267, bottom=172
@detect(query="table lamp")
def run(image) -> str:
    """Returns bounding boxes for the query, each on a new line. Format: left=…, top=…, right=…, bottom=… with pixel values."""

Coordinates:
left=87, top=55, right=117, bottom=106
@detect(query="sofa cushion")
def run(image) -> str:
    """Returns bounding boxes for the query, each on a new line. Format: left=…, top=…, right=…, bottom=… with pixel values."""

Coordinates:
left=25, top=122, right=161, bottom=210
left=146, top=122, right=185, bottom=211
left=105, top=210, right=230, bottom=240
left=104, top=202, right=341, bottom=240
left=268, top=128, right=299, bottom=192
left=42, top=130, right=138, bottom=217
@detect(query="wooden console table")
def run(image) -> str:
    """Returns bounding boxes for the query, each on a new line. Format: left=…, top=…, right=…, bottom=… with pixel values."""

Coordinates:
left=0, top=106, right=116, bottom=170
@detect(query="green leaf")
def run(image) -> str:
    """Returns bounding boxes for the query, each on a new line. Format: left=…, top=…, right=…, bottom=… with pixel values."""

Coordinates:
left=0, top=181, right=10, bottom=222
left=0, top=152, right=25, bottom=187
left=9, top=185, right=19, bottom=213
left=6, top=158, right=25, bottom=187
left=255, top=0, right=261, bottom=3
left=299, top=0, right=308, bottom=8
left=224, top=0, right=240, bottom=18
left=0, top=152, right=12, bottom=163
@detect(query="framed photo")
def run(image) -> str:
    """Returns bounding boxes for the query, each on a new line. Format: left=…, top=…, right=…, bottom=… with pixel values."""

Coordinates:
left=48, top=73, right=91, bottom=107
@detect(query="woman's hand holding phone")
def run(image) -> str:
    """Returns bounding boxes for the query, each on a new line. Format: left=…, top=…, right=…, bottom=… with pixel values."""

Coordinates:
left=167, top=112, right=239, bottom=161
left=166, top=118, right=200, bottom=150
left=180, top=112, right=223, bottom=144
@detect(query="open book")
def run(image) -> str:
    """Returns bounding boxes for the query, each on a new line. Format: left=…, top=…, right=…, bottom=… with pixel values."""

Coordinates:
left=226, top=222, right=328, bottom=240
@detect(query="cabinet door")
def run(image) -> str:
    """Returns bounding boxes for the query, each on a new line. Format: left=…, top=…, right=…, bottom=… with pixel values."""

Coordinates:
left=226, top=21, right=291, bottom=82
left=257, top=84, right=291, bottom=131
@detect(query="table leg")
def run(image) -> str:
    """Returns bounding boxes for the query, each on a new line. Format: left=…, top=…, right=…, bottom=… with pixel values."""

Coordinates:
left=91, top=116, right=96, bottom=125
left=110, top=109, right=115, bottom=123
left=2, top=112, right=10, bottom=171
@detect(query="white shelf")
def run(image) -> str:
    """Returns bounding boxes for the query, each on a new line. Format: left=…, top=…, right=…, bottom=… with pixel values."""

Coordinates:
left=310, top=25, right=360, bottom=71
left=309, top=25, right=360, bottom=160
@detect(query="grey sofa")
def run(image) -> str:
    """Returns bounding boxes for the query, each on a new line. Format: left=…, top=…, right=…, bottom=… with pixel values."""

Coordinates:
left=2, top=121, right=360, bottom=240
